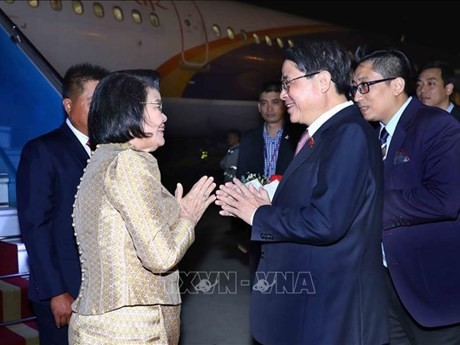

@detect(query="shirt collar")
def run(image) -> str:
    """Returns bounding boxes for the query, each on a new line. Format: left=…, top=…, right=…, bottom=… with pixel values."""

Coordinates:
left=308, top=100, right=353, bottom=136
left=66, top=118, right=90, bottom=153
left=381, top=96, right=412, bottom=137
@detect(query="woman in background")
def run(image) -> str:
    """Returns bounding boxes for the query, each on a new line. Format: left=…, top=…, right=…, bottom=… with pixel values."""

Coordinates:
left=69, top=69, right=216, bottom=344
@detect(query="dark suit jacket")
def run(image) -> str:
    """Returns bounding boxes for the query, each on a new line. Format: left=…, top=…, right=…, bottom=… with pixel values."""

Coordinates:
left=382, top=97, right=460, bottom=327
left=250, top=104, right=388, bottom=345
left=236, top=122, right=303, bottom=179
left=450, top=103, right=460, bottom=121
left=16, top=123, right=87, bottom=304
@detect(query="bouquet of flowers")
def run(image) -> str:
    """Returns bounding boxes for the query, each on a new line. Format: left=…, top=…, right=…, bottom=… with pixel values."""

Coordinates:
left=239, top=172, right=282, bottom=201
left=240, top=172, right=267, bottom=185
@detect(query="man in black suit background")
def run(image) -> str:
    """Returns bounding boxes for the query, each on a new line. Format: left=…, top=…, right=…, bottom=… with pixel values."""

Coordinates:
left=16, top=63, right=109, bottom=345
left=416, top=60, right=460, bottom=121
left=236, top=81, right=302, bottom=183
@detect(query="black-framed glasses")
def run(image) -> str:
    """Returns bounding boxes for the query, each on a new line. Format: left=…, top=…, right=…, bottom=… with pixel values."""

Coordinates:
left=281, top=71, right=320, bottom=92
left=140, top=101, right=162, bottom=112
left=350, top=77, right=396, bottom=97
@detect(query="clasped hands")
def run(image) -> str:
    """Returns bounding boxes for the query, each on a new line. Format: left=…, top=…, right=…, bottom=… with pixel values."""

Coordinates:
left=175, top=176, right=216, bottom=226
left=215, top=178, right=271, bottom=225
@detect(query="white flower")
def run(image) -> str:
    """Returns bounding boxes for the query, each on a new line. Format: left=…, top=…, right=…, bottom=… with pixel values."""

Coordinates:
left=240, top=172, right=267, bottom=185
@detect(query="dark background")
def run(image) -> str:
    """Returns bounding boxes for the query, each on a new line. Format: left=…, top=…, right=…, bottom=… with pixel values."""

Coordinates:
left=240, top=1, right=460, bottom=69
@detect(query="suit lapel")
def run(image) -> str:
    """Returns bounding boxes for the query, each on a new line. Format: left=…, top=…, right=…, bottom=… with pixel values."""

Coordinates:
left=384, top=98, right=418, bottom=169
left=273, top=106, right=354, bottom=203
left=256, top=127, right=265, bottom=173
left=58, top=123, right=90, bottom=164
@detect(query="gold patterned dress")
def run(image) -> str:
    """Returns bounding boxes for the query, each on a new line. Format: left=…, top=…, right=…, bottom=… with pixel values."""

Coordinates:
left=69, top=143, right=195, bottom=345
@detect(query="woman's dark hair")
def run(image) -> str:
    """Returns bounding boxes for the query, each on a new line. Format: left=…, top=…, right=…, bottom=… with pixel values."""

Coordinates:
left=88, top=69, right=160, bottom=146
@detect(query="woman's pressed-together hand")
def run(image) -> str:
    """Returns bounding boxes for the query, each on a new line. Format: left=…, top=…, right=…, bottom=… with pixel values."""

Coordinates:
left=176, top=175, right=216, bottom=225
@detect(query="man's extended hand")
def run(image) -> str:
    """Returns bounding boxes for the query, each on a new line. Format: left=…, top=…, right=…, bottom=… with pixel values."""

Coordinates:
left=215, top=178, right=271, bottom=225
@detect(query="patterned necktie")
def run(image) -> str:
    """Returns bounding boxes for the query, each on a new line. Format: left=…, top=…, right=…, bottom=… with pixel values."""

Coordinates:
left=379, top=127, right=389, bottom=159
left=295, top=130, right=311, bottom=155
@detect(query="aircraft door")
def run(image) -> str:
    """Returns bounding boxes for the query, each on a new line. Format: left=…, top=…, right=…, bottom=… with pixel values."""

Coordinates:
left=171, top=1, right=209, bottom=68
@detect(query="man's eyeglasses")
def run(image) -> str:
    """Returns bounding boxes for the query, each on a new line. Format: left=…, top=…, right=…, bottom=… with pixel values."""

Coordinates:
left=140, top=101, right=162, bottom=112
left=350, top=77, right=396, bottom=97
left=281, top=71, right=320, bottom=92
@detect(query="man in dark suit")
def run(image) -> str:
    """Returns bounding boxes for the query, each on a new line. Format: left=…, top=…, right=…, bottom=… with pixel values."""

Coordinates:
left=16, top=63, right=109, bottom=345
left=416, top=60, right=460, bottom=121
left=216, top=40, right=388, bottom=345
left=353, top=49, right=460, bottom=344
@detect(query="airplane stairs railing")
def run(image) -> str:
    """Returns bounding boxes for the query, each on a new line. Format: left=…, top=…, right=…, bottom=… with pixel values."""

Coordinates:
left=0, top=175, right=39, bottom=345
left=0, top=272, right=39, bottom=345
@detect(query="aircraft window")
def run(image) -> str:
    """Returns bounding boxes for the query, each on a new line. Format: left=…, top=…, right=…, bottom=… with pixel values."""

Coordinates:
left=288, top=39, right=294, bottom=48
left=227, top=27, right=235, bottom=40
left=72, top=0, right=84, bottom=15
left=4, top=0, right=15, bottom=4
left=276, top=38, right=283, bottom=48
left=212, top=24, right=221, bottom=38
left=265, top=35, right=272, bottom=46
left=50, top=0, right=62, bottom=11
left=93, top=2, right=104, bottom=17
left=132, top=9, right=142, bottom=24
left=252, top=33, right=260, bottom=44
left=113, top=6, right=123, bottom=21
left=26, top=0, right=38, bottom=7
left=240, top=30, right=248, bottom=41
left=149, top=13, right=160, bottom=27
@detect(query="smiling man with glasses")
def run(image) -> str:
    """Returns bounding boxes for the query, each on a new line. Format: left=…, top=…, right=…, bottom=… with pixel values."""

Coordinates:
left=216, top=39, right=388, bottom=345
left=281, top=71, right=321, bottom=92
left=353, top=48, right=460, bottom=344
